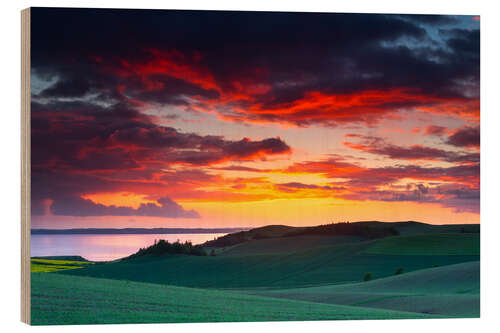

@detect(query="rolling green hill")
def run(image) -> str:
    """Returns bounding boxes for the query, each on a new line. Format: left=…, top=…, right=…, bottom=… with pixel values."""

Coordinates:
left=31, top=273, right=435, bottom=325
left=203, top=222, right=399, bottom=248
left=354, top=221, right=479, bottom=236
left=248, top=261, right=479, bottom=317
left=203, top=225, right=301, bottom=247
left=60, top=232, right=478, bottom=288
left=363, top=233, right=479, bottom=256
left=203, top=222, right=479, bottom=249
left=217, top=235, right=362, bottom=256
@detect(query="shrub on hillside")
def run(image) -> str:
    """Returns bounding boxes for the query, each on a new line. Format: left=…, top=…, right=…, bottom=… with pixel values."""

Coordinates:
left=127, top=239, right=206, bottom=259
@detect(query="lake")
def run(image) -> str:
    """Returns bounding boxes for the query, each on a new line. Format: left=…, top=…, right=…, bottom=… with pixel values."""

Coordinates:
left=31, top=233, right=226, bottom=261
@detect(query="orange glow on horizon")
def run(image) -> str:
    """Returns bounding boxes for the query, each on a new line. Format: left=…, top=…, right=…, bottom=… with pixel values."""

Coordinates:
left=179, top=197, right=479, bottom=227
left=82, top=192, right=157, bottom=209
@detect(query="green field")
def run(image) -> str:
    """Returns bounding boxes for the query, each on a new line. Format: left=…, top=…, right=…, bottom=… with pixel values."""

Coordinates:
left=31, top=273, right=435, bottom=325
left=247, top=261, right=479, bottom=317
left=31, top=222, right=480, bottom=324
left=31, top=258, right=94, bottom=273
left=363, top=233, right=480, bottom=255
left=216, top=235, right=363, bottom=256
left=59, top=233, right=478, bottom=288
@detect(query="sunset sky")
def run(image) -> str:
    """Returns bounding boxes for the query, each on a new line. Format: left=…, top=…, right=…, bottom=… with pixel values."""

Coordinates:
left=30, top=8, right=479, bottom=229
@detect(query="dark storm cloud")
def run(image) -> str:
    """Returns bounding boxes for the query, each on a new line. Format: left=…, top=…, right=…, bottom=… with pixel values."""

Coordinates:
left=110, top=127, right=291, bottom=165
left=30, top=101, right=151, bottom=171
left=398, top=14, right=460, bottom=26
left=30, top=8, right=479, bottom=127
left=31, top=100, right=290, bottom=173
left=446, top=126, right=480, bottom=148
left=30, top=9, right=426, bottom=64
left=129, top=76, right=220, bottom=105
left=39, top=78, right=92, bottom=98
left=443, top=28, right=480, bottom=58
left=223, top=138, right=291, bottom=157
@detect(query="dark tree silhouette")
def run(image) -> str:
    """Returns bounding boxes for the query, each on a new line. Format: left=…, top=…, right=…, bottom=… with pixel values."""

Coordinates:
left=127, top=239, right=206, bottom=259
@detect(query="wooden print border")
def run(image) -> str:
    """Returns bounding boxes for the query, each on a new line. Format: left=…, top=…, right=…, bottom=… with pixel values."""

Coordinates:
left=21, top=7, right=31, bottom=325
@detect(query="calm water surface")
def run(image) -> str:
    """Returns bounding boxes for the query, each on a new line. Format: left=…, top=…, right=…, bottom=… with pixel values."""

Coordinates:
left=31, top=233, right=225, bottom=261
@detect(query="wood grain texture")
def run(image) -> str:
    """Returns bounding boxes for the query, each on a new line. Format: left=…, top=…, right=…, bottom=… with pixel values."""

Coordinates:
left=21, top=7, right=31, bottom=325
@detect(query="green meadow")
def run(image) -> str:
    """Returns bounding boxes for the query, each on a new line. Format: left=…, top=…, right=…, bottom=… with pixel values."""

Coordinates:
left=31, top=273, right=435, bottom=325
left=246, top=261, right=479, bottom=318
left=30, top=222, right=480, bottom=325
left=31, top=258, right=94, bottom=273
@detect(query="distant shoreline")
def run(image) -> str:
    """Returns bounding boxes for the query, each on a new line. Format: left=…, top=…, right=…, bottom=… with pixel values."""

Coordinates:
left=31, top=227, right=250, bottom=235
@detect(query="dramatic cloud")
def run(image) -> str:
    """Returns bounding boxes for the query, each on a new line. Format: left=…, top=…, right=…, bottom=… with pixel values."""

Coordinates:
left=109, top=126, right=291, bottom=165
left=39, top=78, right=92, bottom=98
left=424, top=125, right=449, bottom=136
left=29, top=9, right=480, bottom=224
left=50, top=196, right=200, bottom=218
left=344, top=134, right=479, bottom=163
left=31, top=101, right=290, bottom=172
left=276, top=182, right=345, bottom=193
left=29, top=98, right=290, bottom=218
left=212, top=165, right=271, bottom=173
left=447, top=126, right=480, bottom=148
left=284, top=156, right=479, bottom=187
left=281, top=157, right=479, bottom=212
left=32, top=9, right=479, bottom=128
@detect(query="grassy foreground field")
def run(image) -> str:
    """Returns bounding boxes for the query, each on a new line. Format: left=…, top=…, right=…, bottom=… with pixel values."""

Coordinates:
left=31, top=273, right=436, bottom=325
